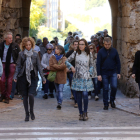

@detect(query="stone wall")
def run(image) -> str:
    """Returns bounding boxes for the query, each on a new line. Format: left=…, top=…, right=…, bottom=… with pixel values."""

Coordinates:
left=0, top=0, right=140, bottom=97
left=0, top=0, right=31, bottom=42
left=116, top=0, right=140, bottom=97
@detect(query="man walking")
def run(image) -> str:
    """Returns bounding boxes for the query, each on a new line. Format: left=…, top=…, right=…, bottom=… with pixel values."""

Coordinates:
left=0, top=32, right=20, bottom=104
left=97, top=37, right=121, bottom=110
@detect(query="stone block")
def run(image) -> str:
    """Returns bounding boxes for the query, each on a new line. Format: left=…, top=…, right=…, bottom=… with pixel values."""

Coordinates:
left=9, top=0, right=22, bottom=8
left=122, top=5, right=131, bottom=17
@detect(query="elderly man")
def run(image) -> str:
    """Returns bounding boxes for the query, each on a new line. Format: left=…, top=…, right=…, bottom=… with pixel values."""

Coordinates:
left=103, top=29, right=112, bottom=39
left=0, top=32, right=20, bottom=104
left=39, top=37, right=49, bottom=59
left=97, top=37, right=121, bottom=110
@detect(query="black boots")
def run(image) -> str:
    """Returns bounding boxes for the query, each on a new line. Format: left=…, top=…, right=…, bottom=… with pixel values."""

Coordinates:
left=30, top=111, right=35, bottom=120
left=110, top=101, right=116, bottom=108
left=25, top=112, right=30, bottom=122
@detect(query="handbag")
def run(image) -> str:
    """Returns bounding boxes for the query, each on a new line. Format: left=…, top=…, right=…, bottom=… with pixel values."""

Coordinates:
left=47, top=60, right=62, bottom=82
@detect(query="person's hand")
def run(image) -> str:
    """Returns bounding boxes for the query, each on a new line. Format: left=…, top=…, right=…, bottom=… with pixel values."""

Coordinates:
left=43, top=80, right=46, bottom=84
left=14, top=79, right=17, bottom=82
left=47, top=66, right=50, bottom=70
left=66, top=68, right=71, bottom=73
left=132, top=74, right=135, bottom=79
left=71, top=67, right=76, bottom=73
left=117, top=74, right=121, bottom=79
left=98, top=75, right=102, bottom=81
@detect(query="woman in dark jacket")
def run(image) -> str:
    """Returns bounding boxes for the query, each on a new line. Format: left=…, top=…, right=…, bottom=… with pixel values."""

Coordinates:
left=132, top=51, right=140, bottom=89
left=13, top=37, right=46, bottom=122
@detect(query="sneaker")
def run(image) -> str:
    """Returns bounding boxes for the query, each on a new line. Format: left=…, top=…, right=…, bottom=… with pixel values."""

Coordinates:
left=95, top=95, right=99, bottom=101
left=9, top=95, right=13, bottom=100
left=57, top=104, right=61, bottom=110
left=42, top=94, right=48, bottom=99
left=88, top=95, right=91, bottom=100
left=49, top=94, right=54, bottom=98
left=74, top=103, right=78, bottom=108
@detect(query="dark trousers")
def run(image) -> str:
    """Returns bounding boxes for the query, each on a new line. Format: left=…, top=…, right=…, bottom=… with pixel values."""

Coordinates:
left=11, top=81, right=17, bottom=98
left=102, top=73, right=117, bottom=106
left=76, top=91, right=88, bottom=115
left=0, top=63, right=15, bottom=99
left=44, top=75, right=54, bottom=94
left=72, top=90, right=77, bottom=103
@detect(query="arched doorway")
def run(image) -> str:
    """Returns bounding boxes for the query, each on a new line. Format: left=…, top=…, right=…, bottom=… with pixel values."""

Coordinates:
left=0, top=0, right=139, bottom=97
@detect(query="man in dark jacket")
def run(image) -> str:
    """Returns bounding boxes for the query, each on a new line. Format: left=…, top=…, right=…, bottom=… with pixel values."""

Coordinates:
left=97, top=37, right=121, bottom=110
left=0, top=32, right=20, bottom=104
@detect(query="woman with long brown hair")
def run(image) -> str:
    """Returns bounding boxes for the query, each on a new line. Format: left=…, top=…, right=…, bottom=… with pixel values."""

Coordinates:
left=66, top=39, right=94, bottom=121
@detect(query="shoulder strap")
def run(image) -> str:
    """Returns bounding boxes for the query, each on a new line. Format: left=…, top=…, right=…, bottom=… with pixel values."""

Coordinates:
left=101, top=48, right=112, bottom=66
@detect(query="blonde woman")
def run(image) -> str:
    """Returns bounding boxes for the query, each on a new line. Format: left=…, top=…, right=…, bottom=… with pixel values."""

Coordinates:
left=13, top=37, right=46, bottom=122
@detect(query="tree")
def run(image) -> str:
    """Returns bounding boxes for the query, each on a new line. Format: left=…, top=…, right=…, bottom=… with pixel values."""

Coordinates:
left=29, top=0, right=46, bottom=37
left=85, top=0, right=106, bottom=11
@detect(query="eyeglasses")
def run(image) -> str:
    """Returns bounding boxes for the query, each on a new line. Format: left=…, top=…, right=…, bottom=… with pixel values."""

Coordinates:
left=47, top=49, right=52, bottom=51
left=93, top=40, right=98, bottom=42
left=79, top=44, right=85, bottom=46
left=89, top=48, right=93, bottom=50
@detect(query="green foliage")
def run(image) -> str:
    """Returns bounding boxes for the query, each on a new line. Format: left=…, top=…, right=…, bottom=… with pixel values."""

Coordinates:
left=29, top=0, right=46, bottom=37
left=85, top=0, right=106, bottom=11
left=94, top=23, right=112, bottom=36
left=37, top=27, right=64, bottom=41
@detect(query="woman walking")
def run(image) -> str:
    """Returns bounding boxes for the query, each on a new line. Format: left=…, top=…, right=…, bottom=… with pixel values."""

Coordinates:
left=13, top=37, right=46, bottom=122
left=88, top=43, right=99, bottom=101
left=49, top=45, right=72, bottom=110
left=41, top=43, right=55, bottom=99
left=66, top=39, right=94, bottom=121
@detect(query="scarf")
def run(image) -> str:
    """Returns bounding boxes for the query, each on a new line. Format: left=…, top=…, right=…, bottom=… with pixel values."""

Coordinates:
left=54, top=54, right=63, bottom=62
left=1, top=42, right=13, bottom=78
left=24, top=49, right=33, bottom=86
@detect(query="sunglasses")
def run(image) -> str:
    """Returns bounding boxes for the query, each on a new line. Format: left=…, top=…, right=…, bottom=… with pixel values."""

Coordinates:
left=47, top=49, right=52, bottom=51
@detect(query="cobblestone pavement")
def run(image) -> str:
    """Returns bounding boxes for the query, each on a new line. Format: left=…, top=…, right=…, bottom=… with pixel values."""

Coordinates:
left=0, top=83, right=140, bottom=128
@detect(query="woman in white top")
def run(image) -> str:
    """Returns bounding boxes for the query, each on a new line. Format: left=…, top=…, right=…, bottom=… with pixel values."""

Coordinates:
left=66, top=39, right=94, bottom=121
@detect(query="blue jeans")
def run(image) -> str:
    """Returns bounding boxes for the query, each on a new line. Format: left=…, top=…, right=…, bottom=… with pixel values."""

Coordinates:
left=11, top=81, right=17, bottom=98
left=76, top=91, right=88, bottom=115
left=44, top=76, right=54, bottom=94
left=92, top=78, right=98, bottom=96
left=102, top=73, right=117, bottom=106
left=72, top=90, right=77, bottom=103
left=54, top=83, right=64, bottom=105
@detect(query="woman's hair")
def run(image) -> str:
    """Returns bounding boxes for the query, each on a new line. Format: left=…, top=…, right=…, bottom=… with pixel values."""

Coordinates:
left=88, top=43, right=97, bottom=60
left=21, top=37, right=35, bottom=51
left=77, top=38, right=90, bottom=55
left=68, top=43, right=73, bottom=51
left=56, top=45, right=65, bottom=56
left=88, top=43, right=97, bottom=53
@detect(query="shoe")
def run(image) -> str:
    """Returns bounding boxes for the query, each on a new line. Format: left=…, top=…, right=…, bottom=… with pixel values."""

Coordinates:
left=42, top=94, right=48, bottom=99
left=70, top=95, right=74, bottom=100
left=95, top=95, right=99, bottom=101
left=74, top=103, right=78, bottom=108
left=103, top=106, right=108, bottom=110
left=83, top=112, right=88, bottom=121
left=57, top=104, right=61, bottom=110
left=88, top=95, right=91, bottom=100
left=0, top=95, right=5, bottom=102
left=4, top=98, right=9, bottom=104
left=9, top=95, right=13, bottom=100
left=49, top=94, right=54, bottom=98
left=110, top=101, right=116, bottom=108
left=25, top=113, right=30, bottom=122
left=79, top=114, right=83, bottom=121
left=30, top=112, right=35, bottom=120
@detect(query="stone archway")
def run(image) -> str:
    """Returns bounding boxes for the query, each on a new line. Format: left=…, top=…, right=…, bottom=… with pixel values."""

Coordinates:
left=0, top=0, right=140, bottom=97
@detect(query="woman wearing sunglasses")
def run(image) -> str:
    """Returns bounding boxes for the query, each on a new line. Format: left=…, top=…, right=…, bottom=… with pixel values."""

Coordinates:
left=88, top=43, right=99, bottom=101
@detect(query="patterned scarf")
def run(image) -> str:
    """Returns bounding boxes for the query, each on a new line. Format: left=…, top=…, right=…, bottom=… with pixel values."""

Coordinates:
left=24, top=49, right=33, bottom=86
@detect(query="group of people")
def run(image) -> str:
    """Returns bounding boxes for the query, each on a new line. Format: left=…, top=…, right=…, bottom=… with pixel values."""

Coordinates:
left=0, top=29, right=139, bottom=122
